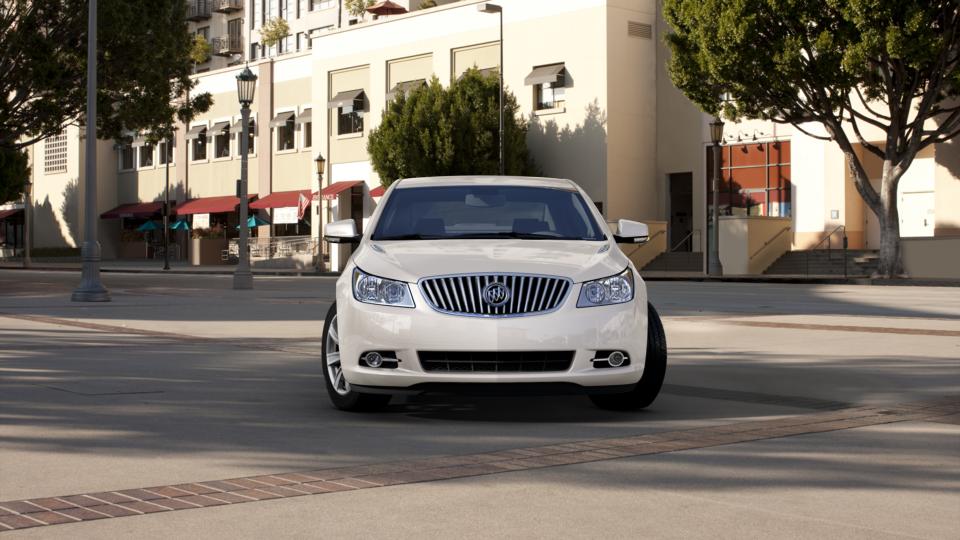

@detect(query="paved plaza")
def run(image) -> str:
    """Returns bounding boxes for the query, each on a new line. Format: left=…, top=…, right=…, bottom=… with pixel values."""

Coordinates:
left=0, top=270, right=957, bottom=538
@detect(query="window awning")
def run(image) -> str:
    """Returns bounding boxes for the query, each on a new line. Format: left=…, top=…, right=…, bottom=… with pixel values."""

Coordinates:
left=231, top=118, right=256, bottom=131
left=100, top=201, right=165, bottom=219
left=269, top=111, right=295, bottom=128
left=250, top=190, right=313, bottom=209
left=524, top=64, right=565, bottom=86
left=176, top=195, right=256, bottom=215
left=385, top=80, right=426, bottom=101
left=210, top=121, right=230, bottom=133
left=316, top=180, right=364, bottom=201
left=369, top=186, right=386, bottom=198
left=185, top=125, right=207, bottom=140
left=457, top=67, right=498, bottom=81
left=0, top=208, right=23, bottom=220
left=295, top=109, right=312, bottom=124
left=328, top=89, right=365, bottom=109
left=131, top=135, right=148, bottom=147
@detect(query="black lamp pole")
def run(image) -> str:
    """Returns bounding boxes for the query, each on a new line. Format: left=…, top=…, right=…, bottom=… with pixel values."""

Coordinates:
left=708, top=118, right=725, bottom=277
left=234, top=66, right=257, bottom=290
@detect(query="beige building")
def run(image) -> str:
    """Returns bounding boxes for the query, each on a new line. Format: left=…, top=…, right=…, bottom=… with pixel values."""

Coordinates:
left=8, top=0, right=960, bottom=277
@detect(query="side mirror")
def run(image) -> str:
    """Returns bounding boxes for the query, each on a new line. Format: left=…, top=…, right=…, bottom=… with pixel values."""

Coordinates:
left=613, top=219, right=649, bottom=244
left=324, top=219, right=361, bottom=244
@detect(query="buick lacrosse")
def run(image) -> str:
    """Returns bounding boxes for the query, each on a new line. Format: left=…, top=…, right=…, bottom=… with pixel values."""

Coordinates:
left=322, top=176, right=666, bottom=411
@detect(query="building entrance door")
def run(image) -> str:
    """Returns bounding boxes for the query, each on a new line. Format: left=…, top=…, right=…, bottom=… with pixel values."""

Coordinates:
left=669, top=172, right=693, bottom=251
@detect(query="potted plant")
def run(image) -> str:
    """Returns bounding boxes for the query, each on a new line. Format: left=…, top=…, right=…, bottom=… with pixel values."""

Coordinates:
left=190, top=224, right=228, bottom=265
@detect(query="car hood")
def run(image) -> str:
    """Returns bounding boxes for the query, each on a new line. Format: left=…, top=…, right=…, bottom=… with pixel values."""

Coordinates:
left=352, top=239, right=630, bottom=283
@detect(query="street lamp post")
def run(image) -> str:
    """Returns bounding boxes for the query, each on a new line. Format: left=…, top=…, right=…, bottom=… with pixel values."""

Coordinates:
left=163, top=135, right=171, bottom=271
left=708, top=118, right=725, bottom=277
left=314, top=151, right=325, bottom=272
left=478, top=3, right=504, bottom=175
left=22, top=180, right=31, bottom=269
left=234, top=66, right=257, bottom=290
left=72, top=0, right=110, bottom=302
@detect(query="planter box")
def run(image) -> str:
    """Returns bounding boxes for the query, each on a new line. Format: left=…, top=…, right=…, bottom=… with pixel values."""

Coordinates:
left=190, top=238, right=228, bottom=266
left=118, top=241, right=148, bottom=259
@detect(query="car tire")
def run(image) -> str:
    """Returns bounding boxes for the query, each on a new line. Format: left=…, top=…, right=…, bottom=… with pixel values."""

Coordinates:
left=589, top=302, right=667, bottom=411
left=322, top=302, right=391, bottom=412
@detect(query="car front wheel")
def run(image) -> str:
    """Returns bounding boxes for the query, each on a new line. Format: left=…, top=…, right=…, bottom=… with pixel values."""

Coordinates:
left=589, top=302, right=667, bottom=411
left=322, top=303, right=391, bottom=412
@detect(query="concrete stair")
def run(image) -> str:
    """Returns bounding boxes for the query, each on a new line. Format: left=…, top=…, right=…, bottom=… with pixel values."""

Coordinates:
left=764, top=250, right=880, bottom=276
left=642, top=251, right=704, bottom=272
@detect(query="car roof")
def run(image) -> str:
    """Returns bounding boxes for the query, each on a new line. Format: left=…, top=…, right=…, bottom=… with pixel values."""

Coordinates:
left=395, top=176, right=579, bottom=190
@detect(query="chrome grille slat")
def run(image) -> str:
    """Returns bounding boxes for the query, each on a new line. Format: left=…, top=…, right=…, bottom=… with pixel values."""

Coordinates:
left=419, top=273, right=571, bottom=318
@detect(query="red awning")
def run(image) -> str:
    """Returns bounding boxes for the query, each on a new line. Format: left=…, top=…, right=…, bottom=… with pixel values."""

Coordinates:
left=100, top=202, right=164, bottom=219
left=176, top=195, right=256, bottom=215
left=367, top=0, right=407, bottom=15
left=316, top=181, right=364, bottom=201
left=369, top=186, right=386, bottom=198
left=250, top=190, right=313, bottom=209
left=0, top=208, right=23, bottom=220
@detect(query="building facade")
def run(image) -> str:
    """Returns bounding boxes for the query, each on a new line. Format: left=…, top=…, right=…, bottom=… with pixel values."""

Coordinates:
left=8, top=0, right=960, bottom=277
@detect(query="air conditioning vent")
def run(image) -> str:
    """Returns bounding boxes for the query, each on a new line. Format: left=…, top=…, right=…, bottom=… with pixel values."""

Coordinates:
left=628, top=21, right=652, bottom=40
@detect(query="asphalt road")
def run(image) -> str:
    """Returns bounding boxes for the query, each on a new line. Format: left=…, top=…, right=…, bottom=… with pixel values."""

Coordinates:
left=0, top=270, right=957, bottom=538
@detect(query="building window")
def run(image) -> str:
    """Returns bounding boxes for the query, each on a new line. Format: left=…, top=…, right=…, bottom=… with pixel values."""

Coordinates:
left=196, top=26, right=210, bottom=40
left=311, top=0, right=335, bottom=10
left=296, top=32, right=302, bottom=51
left=277, top=116, right=296, bottom=150
left=119, top=144, right=134, bottom=171
left=44, top=131, right=68, bottom=174
left=708, top=140, right=792, bottom=218
left=192, top=129, right=208, bottom=161
left=303, top=122, right=312, bottom=148
left=536, top=81, right=565, bottom=110
left=215, top=127, right=231, bottom=158
left=250, top=43, right=259, bottom=60
left=139, top=144, right=154, bottom=168
left=158, top=139, right=174, bottom=165
left=247, top=121, right=256, bottom=155
left=338, top=105, right=363, bottom=135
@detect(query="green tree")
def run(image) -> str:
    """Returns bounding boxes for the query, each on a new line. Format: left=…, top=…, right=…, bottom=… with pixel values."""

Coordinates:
left=368, top=69, right=535, bottom=185
left=345, top=0, right=375, bottom=19
left=0, top=0, right=212, bottom=201
left=259, top=16, right=290, bottom=49
left=664, top=0, right=960, bottom=277
left=189, top=34, right=212, bottom=65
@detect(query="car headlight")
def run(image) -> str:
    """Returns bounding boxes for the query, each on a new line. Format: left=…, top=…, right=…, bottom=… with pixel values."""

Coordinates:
left=577, top=268, right=634, bottom=307
left=352, top=268, right=415, bottom=308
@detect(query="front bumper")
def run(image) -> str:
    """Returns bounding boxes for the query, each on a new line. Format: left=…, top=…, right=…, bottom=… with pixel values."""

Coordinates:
left=335, top=274, right=648, bottom=390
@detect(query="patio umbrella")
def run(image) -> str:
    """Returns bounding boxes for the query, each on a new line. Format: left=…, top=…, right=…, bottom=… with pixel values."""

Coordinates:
left=236, top=215, right=271, bottom=229
left=170, top=219, right=190, bottom=231
left=367, top=0, right=407, bottom=15
left=136, top=220, right=161, bottom=232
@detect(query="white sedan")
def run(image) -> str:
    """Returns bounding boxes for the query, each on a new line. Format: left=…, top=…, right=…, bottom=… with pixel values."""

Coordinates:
left=322, top=176, right=667, bottom=411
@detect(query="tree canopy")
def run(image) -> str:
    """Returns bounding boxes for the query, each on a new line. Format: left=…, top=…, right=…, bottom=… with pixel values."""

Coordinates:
left=0, top=0, right=212, bottom=200
left=664, top=0, right=960, bottom=277
left=368, top=69, right=535, bottom=185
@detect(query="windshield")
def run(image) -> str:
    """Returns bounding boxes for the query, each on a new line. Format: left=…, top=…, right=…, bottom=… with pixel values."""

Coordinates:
left=372, top=185, right=606, bottom=241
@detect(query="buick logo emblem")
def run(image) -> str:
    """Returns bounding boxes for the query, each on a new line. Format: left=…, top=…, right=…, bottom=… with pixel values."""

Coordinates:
left=482, top=282, right=511, bottom=307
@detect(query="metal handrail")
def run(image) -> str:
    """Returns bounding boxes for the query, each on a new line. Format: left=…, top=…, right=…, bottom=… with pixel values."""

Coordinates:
left=806, top=225, right=848, bottom=277
left=749, top=226, right=791, bottom=260
left=670, top=229, right=701, bottom=253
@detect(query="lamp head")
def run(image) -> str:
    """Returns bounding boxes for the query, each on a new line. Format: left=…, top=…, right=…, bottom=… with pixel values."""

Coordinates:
left=709, top=118, right=725, bottom=145
left=477, top=2, right=502, bottom=13
left=314, top=152, right=326, bottom=176
left=236, top=66, right=258, bottom=107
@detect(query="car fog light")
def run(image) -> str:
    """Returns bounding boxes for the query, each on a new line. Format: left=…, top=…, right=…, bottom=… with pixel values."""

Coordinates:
left=364, top=352, right=384, bottom=368
left=607, top=351, right=626, bottom=367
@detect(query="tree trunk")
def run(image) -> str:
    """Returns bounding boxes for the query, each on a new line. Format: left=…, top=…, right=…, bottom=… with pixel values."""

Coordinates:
left=876, top=162, right=904, bottom=278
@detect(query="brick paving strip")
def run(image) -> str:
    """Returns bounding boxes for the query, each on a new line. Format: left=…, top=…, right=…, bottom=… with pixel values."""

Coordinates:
left=1, top=396, right=956, bottom=532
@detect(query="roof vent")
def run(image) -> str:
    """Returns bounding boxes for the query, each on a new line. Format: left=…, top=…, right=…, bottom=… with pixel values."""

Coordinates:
left=628, top=21, right=652, bottom=40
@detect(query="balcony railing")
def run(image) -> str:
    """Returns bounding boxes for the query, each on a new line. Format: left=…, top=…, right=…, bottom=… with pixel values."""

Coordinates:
left=187, top=0, right=212, bottom=21
left=212, top=35, right=243, bottom=56
left=213, top=0, right=243, bottom=13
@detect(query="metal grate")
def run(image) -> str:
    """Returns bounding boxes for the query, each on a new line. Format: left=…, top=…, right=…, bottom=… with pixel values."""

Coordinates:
left=44, top=131, right=68, bottom=174
left=628, top=21, right=653, bottom=39
left=419, top=274, right=572, bottom=317
left=419, top=351, right=575, bottom=373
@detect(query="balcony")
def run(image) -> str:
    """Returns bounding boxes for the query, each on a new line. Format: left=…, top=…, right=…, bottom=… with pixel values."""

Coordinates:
left=212, top=35, right=243, bottom=56
left=212, top=0, right=243, bottom=13
left=187, top=0, right=212, bottom=21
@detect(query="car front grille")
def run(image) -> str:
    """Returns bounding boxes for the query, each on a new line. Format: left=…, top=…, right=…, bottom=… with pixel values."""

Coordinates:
left=418, top=351, right=575, bottom=373
left=418, top=273, right=572, bottom=317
